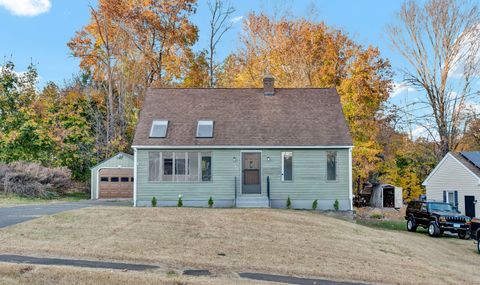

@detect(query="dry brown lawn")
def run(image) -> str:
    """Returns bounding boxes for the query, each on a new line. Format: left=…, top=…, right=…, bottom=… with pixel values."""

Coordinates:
left=0, top=207, right=478, bottom=285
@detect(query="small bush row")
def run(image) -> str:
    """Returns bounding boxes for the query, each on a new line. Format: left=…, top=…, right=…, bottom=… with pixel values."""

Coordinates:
left=286, top=196, right=340, bottom=211
left=151, top=195, right=215, bottom=208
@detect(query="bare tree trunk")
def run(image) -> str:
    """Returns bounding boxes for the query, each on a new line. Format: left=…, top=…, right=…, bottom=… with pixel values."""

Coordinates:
left=208, top=0, right=235, bottom=87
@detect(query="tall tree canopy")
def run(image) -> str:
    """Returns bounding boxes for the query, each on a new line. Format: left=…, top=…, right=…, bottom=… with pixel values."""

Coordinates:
left=388, top=0, right=480, bottom=159
left=218, top=13, right=394, bottom=180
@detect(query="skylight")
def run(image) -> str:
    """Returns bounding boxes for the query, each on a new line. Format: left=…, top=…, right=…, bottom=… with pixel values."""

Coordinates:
left=150, top=120, right=168, bottom=138
left=197, top=120, right=213, bottom=138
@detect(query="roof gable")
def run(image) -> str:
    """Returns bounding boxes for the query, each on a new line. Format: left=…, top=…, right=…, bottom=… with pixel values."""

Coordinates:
left=133, top=88, right=353, bottom=147
left=90, top=152, right=134, bottom=170
left=423, top=152, right=480, bottom=186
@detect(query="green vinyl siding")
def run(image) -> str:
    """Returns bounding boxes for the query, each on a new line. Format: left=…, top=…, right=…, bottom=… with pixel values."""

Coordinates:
left=136, top=149, right=239, bottom=203
left=135, top=148, right=350, bottom=204
left=262, top=149, right=349, bottom=200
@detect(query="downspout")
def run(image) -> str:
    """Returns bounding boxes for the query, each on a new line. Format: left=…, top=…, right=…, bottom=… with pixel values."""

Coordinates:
left=133, top=148, right=138, bottom=207
left=348, top=147, right=353, bottom=211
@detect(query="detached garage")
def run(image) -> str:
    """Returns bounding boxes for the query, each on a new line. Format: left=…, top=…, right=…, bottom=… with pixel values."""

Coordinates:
left=90, top=152, right=134, bottom=200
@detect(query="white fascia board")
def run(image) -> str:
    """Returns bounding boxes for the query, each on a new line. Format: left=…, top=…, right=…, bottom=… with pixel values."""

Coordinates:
left=132, top=145, right=354, bottom=150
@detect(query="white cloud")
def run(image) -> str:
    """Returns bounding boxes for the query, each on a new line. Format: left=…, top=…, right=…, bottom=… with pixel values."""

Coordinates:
left=391, top=82, right=416, bottom=98
left=231, top=16, right=243, bottom=23
left=0, top=0, right=51, bottom=16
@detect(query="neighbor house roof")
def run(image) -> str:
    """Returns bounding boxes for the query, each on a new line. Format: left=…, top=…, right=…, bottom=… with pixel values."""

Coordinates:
left=450, top=152, right=480, bottom=178
left=423, top=152, right=480, bottom=185
left=132, top=88, right=352, bottom=147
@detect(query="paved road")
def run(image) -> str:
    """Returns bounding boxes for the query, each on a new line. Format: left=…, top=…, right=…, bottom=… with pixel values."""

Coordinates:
left=239, top=272, right=369, bottom=285
left=0, top=254, right=158, bottom=271
left=0, top=200, right=130, bottom=228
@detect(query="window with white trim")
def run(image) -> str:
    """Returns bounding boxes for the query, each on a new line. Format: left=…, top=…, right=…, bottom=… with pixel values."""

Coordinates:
left=196, top=120, right=213, bottom=138
left=445, top=191, right=456, bottom=206
left=148, top=151, right=212, bottom=182
left=327, top=151, right=337, bottom=181
left=149, top=120, right=168, bottom=138
left=282, top=152, right=293, bottom=181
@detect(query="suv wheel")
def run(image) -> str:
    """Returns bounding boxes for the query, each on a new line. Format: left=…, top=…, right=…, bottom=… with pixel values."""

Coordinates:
left=477, top=239, right=480, bottom=254
left=458, top=231, right=468, bottom=240
left=428, top=222, right=440, bottom=237
left=407, top=217, right=417, bottom=232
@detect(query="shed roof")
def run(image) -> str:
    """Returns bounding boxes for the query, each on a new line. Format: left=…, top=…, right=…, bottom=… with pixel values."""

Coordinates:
left=90, top=152, right=133, bottom=170
left=133, top=88, right=352, bottom=147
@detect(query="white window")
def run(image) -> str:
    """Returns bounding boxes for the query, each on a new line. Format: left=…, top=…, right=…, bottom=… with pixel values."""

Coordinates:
left=148, top=151, right=212, bottom=182
left=197, top=120, right=213, bottom=138
left=282, top=152, right=293, bottom=181
left=150, top=120, right=168, bottom=138
left=445, top=191, right=456, bottom=206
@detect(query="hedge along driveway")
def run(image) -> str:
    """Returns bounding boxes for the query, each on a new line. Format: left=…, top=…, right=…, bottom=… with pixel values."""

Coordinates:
left=0, top=200, right=130, bottom=228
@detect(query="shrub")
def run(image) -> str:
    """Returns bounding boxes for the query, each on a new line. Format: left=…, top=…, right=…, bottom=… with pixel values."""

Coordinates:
left=0, top=162, right=72, bottom=198
left=312, top=199, right=318, bottom=210
left=333, top=199, right=339, bottom=211
left=151, top=197, right=157, bottom=207
left=208, top=196, right=214, bottom=208
left=370, top=213, right=384, bottom=219
left=177, top=195, right=183, bottom=207
left=286, top=196, right=292, bottom=209
left=4, top=172, right=58, bottom=199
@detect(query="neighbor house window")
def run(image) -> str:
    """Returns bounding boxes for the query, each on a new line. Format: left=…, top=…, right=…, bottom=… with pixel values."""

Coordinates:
left=444, top=191, right=458, bottom=207
left=149, top=120, right=168, bottom=138
left=148, top=151, right=212, bottom=182
left=327, top=151, right=337, bottom=181
left=282, top=152, right=293, bottom=181
left=196, top=120, right=214, bottom=138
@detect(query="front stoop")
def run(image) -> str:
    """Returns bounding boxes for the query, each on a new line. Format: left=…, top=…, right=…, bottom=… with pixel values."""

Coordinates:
left=235, top=196, right=270, bottom=208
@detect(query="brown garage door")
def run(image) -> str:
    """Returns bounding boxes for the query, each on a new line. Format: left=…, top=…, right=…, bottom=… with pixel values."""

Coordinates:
left=99, top=168, right=133, bottom=199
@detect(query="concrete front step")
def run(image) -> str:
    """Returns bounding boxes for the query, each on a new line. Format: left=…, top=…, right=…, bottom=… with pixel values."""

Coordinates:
left=236, top=197, right=270, bottom=208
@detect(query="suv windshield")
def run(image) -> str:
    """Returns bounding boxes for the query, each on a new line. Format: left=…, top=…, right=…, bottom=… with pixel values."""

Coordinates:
left=428, top=202, right=456, bottom=212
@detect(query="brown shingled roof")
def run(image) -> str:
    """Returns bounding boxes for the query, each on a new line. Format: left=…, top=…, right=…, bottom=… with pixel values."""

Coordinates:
left=132, top=88, right=353, bottom=147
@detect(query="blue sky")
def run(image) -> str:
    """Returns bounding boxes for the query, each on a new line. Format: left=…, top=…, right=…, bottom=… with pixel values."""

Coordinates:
left=0, top=0, right=411, bottom=102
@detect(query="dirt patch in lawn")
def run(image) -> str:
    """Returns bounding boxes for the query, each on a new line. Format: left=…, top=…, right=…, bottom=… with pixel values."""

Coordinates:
left=0, top=207, right=477, bottom=285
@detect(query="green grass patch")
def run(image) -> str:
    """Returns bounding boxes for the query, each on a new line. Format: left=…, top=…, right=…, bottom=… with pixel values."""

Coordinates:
left=357, top=219, right=428, bottom=233
left=357, top=219, right=407, bottom=231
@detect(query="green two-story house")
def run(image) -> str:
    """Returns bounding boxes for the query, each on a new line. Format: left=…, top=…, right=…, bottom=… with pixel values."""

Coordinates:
left=132, top=76, right=353, bottom=209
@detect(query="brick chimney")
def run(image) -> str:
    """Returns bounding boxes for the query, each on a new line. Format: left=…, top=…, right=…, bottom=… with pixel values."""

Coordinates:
left=263, top=75, right=275, bottom=96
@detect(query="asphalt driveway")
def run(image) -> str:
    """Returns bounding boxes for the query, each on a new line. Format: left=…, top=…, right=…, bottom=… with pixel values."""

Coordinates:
left=0, top=200, right=130, bottom=228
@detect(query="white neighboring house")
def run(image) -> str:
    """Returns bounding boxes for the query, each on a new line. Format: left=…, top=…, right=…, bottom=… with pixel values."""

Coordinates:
left=423, top=152, right=480, bottom=218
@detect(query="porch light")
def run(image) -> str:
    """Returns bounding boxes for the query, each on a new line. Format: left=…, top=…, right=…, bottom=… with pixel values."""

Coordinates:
left=267, top=156, right=271, bottom=161
left=233, top=157, right=237, bottom=162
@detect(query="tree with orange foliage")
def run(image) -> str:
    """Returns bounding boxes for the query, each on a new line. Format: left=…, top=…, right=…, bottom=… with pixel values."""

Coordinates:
left=219, top=13, right=393, bottom=181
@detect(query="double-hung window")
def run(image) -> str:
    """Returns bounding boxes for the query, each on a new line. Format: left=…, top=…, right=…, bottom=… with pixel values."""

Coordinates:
left=282, top=152, right=293, bottom=181
left=327, top=151, right=337, bottom=181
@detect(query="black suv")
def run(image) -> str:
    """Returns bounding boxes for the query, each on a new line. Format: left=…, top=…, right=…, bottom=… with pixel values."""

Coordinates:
left=405, top=200, right=471, bottom=239
left=470, top=218, right=480, bottom=253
